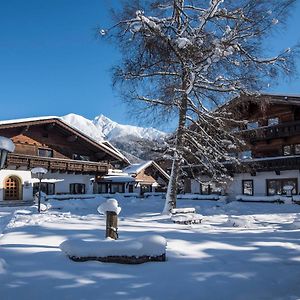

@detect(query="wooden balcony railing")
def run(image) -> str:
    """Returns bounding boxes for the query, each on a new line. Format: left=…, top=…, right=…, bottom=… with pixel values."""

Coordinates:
left=6, top=153, right=109, bottom=174
left=228, top=155, right=300, bottom=173
left=241, top=120, right=300, bottom=141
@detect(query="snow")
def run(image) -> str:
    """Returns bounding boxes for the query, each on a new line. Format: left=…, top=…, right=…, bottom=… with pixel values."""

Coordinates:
left=62, top=113, right=167, bottom=161
left=171, top=207, right=196, bottom=214
left=176, top=37, right=192, bottom=49
left=171, top=213, right=202, bottom=224
left=123, top=161, right=153, bottom=174
left=101, top=175, right=135, bottom=183
left=0, top=116, right=59, bottom=126
left=97, top=199, right=121, bottom=215
left=177, top=193, right=225, bottom=200
left=236, top=195, right=280, bottom=202
left=31, top=167, right=48, bottom=175
left=60, top=235, right=166, bottom=258
left=0, top=136, right=15, bottom=152
left=123, top=161, right=170, bottom=180
left=1, top=196, right=300, bottom=299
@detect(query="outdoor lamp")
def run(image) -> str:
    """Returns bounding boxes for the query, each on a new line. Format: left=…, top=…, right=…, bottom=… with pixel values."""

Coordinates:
left=31, top=167, right=48, bottom=213
left=0, top=136, right=15, bottom=169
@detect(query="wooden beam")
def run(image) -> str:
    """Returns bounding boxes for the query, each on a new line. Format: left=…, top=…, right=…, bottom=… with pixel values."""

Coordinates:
left=67, top=135, right=78, bottom=142
left=45, top=123, right=55, bottom=131
left=95, top=152, right=106, bottom=159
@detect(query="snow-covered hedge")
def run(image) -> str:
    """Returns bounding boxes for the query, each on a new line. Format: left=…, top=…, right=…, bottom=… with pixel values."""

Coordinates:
left=177, top=194, right=226, bottom=201
left=236, top=195, right=300, bottom=203
left=60, top=235, right=167, bottom=258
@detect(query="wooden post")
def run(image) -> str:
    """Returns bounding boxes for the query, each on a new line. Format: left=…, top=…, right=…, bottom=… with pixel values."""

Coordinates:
left=106, top=211, right=118, bottom=240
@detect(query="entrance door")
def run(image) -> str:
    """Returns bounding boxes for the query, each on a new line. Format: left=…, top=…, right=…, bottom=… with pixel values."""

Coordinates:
left=4, top=176, right=22, bottom=200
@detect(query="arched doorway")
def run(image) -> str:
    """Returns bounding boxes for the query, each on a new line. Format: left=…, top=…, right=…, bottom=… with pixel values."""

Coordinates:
left=4, top=176, right=22, bottom=201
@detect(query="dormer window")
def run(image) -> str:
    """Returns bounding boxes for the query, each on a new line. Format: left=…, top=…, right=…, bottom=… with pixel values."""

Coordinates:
left=268, top=117, right=279, bottom=126
left=38, top=148, right=53, bottom=158
left=247, top=121, right=259, bottom=130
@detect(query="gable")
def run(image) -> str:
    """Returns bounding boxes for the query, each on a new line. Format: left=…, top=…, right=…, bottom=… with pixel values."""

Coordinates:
left=0, top=117, right=129, bottom=164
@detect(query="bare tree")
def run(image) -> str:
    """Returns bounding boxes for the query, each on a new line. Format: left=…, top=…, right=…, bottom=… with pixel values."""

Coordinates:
left=102, top=0, right=298, bottom=213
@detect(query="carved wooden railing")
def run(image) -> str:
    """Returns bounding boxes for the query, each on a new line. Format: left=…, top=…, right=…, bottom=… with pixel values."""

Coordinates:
left=241, top=120, right=300, bottom=141
left=226, top=155, right=300, bottom=173
left=6, top=153, right=109, bottom=174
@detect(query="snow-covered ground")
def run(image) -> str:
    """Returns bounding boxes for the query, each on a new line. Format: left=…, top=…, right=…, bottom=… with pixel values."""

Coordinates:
left=1, top=196, right=300, bottom=300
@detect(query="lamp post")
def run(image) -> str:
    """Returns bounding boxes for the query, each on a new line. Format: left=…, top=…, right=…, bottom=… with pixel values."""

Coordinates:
left=0, top=136, right=15, bottom=169
left=31, top=167, right=48, bottom=213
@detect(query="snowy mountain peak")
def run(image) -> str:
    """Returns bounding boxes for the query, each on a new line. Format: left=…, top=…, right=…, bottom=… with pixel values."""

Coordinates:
left=61, top=113, right=105, bottom=142
left=61, top=113, right=167, bottom=161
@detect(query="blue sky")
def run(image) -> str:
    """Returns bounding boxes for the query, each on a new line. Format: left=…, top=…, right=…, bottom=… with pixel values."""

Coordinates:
left=0, top=0, right=299, bottom=130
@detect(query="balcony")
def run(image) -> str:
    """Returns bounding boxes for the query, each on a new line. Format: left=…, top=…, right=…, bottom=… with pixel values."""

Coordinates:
left=6, top=153, right=109, bottom=174
left=241, top=120, right=300, bottom=142
left=228, top=155, right=300, bottom=173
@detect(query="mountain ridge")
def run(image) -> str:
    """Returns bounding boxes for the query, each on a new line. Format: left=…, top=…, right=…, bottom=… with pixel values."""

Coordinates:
left=61, top=113, right=167, bottom=162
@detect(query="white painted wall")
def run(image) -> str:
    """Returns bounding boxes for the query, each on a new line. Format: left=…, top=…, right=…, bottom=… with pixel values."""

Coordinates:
left=191, top=170, right=300, bottom=199
left=0, top=169, right=94, bottom=202
left=226, top=170, right=300, bottom=198
left=0, top=169, right=32, bottom=201
left=43, top=172, right=93, bottom=194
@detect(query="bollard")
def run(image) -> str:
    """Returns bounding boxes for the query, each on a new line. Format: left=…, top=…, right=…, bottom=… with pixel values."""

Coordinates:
left=106, top=211, right=118, bottom=240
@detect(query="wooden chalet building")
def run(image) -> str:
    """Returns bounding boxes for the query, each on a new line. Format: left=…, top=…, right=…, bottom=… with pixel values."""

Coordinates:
left=189, top=93, right=300, bottom=199
left=0, top=116, right=129, bottom=204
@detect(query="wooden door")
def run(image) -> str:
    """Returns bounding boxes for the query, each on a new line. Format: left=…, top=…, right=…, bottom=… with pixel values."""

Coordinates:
left=4, top=176, right=21, bottom=200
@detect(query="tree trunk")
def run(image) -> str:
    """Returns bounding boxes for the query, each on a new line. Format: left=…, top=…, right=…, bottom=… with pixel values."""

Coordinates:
left=163, top=74, right=188, bottom=214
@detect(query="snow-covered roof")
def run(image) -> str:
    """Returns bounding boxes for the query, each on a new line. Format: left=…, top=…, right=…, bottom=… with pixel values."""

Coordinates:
left=220, top=93, right=300, bottom=111
left=123, top=161, right=154, bottom=175
left=101, top=175, right=135, bottom=183
left=0, top=115, right=130, bottom=164
left=123, top=161, right=170, bottom=180
left=0, top=116, right=60, bottom=126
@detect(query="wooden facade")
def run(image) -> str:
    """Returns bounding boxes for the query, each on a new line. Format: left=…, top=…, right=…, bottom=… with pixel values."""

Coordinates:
left=0, top=117, right=129, bottom=175
left=227, top=94, right=300, bottom=171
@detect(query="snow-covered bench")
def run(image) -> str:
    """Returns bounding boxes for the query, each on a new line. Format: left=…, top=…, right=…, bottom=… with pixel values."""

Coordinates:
left=171, top=213, right=202, bottom=225
left=171, top=207, right=196, bottom=214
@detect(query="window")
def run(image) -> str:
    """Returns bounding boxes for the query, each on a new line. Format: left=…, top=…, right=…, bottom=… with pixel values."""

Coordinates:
left=110, top=183, right=124, bottom=194
left=295, top=144, right=300, bottom=155
left=200, top=183, right=210, bottom=195
left=200, top=182, right=221, bottom=195
left=247, top=121, right=259, bottom=130
left=33, top=183, right=55, bottom=195
left=239, top=150, right=252, bottom=160
left=72, top=154, right=90, bottom=161
left=268, top=117, right=279, bottom=126
left=266, top=178, right=297, bottom=196
left=128, top=185, right=134, bottom=193
left=38, top=148, right=53, bottom=158
left=283, top=145, right=292, bottom=156
left=70, top=183, right=85, bottom=194
left=242, top=180, right=253, bottom=196
left=94, top=183, right=108, bottom=194
left=140, top=184, right=152, bottom=195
